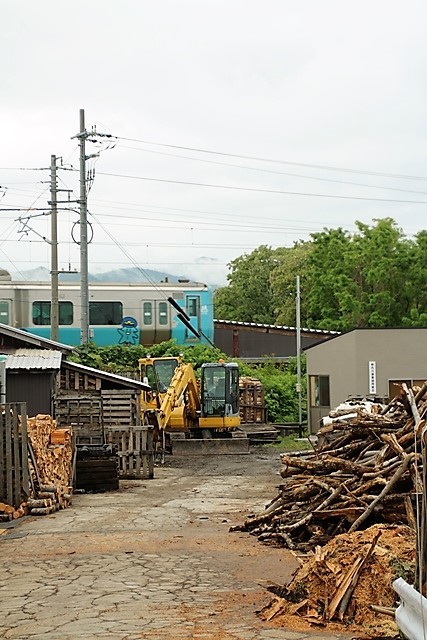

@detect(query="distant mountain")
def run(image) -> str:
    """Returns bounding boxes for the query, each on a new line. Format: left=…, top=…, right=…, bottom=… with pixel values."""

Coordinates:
left=13, top=266, right=183, bottom=283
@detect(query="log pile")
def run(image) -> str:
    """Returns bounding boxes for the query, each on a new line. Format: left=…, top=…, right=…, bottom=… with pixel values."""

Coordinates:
left=232, top=382, right=427, bottom=552
left=27, top=415, right=73, bottom=514
left=0, top=501, right=28, bottom=522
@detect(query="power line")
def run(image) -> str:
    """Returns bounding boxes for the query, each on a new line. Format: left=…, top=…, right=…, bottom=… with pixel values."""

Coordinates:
left=117, top=144, right=427, bottom=196
left=115, top=136, right=427, bottom=182
left=96, top=171, right=427, bottom=204
left=0, top=167, right=50, bottom=171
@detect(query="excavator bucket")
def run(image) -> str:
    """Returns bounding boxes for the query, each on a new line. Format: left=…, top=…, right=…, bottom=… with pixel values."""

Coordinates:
left=170, top=434, right=249, bottom=455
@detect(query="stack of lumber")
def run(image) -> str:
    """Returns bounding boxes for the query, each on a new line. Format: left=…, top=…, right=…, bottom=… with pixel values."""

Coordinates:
left=239, top=376, right=266, bottom=424
left=232, top=382, right=427, bottom=551
left=27, top=415, right=73, bottom=514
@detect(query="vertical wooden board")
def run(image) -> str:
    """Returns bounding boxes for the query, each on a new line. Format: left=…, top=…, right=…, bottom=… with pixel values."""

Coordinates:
left=5, top=409, right=13, bottom=506
left=148, top=452, right=154, bottom=479
left=121, top=431, right=127, bottom=475
left=12, top=406, right=21, bottom=507
left=135, top=430, right=141, bottom=476
left=0, top=411, right=5, bottom=501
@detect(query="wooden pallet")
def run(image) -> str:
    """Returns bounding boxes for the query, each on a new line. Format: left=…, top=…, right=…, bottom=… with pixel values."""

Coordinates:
left=55, top=393, right=103, bottom=445
left=107, top=426, right=154, bottom=480
left=101, top=390, right=139, bottom=430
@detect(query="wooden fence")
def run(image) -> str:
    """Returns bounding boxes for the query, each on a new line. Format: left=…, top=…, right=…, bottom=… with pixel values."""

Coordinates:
left=0, top=403, right=30, bottom=508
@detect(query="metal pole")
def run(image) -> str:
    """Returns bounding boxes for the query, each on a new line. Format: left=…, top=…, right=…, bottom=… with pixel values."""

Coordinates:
left=296, top=275, right=303, bottom=436
left=50, top=154, right=59, bottom=342
left=79, top=108, right=89, bottom=344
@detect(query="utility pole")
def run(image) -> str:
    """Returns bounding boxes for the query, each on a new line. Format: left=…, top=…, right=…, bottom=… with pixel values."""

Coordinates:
left=78, top=108, right=89, bottom=344
left=50, top=154, right=59, bottom=342
left=296, top=275, right=303, bottom=436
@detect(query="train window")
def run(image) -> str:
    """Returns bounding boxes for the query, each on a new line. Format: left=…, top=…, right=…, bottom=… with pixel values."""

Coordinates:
left=143, top=302, right=153, bottom=325
left=33, top=302, right=51, bottom=325
left=89, top=302, right=123, bottom=325
left=186, top=297, right=199, bottom=317
left=32, top=301, right=74, bottom=325
left=59, top=302, right=73, bottom=325
left=158, top=302, right=168, bottom=326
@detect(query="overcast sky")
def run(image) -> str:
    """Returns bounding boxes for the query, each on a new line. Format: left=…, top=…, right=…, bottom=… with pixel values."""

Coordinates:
left=1, top=1, right=426, bottom=285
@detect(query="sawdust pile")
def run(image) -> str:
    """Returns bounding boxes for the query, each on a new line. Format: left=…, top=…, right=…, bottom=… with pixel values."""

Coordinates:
left=260, top=524, right=415, bottom=637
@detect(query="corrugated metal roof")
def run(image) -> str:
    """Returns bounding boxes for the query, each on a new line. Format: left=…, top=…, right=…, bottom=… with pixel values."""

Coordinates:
left=0, top=322, right=74, bottom=352
left=6, top=348, right=62, bottom=370
left=62, top=360, right=151, bottom=390
left=214, top=319, right=340, bottom=335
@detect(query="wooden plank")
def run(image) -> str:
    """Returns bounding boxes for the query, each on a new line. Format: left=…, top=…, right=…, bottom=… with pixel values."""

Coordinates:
left=5, top=409, right=13, bottom=507
left=0, top=410, right=4, bottom=501
left=12, top=406, right=21, bottom=508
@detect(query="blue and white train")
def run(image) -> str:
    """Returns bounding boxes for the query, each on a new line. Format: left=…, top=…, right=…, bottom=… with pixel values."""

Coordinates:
left=0, top=270, right=214, bottom=347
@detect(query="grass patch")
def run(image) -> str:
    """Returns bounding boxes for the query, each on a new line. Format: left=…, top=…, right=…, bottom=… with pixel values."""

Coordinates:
left=265, top=435, right=313, bottom=452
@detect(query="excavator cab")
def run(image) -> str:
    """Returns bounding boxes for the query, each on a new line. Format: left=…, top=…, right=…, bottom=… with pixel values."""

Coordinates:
left=139, top=357, right=181, bottom=407
left=200, top=362, right=240, bottom=429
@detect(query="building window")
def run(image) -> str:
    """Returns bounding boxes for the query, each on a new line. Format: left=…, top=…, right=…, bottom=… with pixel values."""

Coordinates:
left=388, top=379, right=425, bottom=400
left=143, top=302, right=153, bottom=325
left=33, top=301, right=74, bottom=326
left=89, top=302, right=123, bottom=325
left=309, top=375, right=330, bottom=407
left=158, top=302, right=168, bottom=326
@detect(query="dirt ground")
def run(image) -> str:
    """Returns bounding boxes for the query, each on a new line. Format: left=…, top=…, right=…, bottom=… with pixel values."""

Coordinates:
left=0, top=447, right=354, bottom=639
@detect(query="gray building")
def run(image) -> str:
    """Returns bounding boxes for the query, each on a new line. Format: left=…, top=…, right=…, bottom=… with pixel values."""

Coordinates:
left=305, top=328, right=427, bottom=433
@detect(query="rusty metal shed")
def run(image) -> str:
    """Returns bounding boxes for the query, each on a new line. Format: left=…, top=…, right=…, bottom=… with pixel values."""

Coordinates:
left=214, top=319, right=338, bottom=359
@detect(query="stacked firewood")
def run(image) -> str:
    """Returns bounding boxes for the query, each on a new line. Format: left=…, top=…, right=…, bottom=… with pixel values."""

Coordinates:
left=27, top=415, right=73, bottom=514
left=233, top=382, right=427, bottom=551
left=239, top=376, right=266, bottom=424
left=0, top=501, right=27, bottom=522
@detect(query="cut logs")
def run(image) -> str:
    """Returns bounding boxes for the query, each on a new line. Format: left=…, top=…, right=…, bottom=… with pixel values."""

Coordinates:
left=232, top=383, right=427, bottom=552
left=26, top=414, right=74, bottom=515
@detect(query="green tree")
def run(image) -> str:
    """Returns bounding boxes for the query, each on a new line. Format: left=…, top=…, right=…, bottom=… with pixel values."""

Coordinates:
left=269, top=242, right=312, bottom=326
left=214, top=245, right=280, bottom=323
left=304, top=218, right=416, bottom=330
left=402, top=230, right=427, bottom=327
left=304, top=227, right=356, bottom=330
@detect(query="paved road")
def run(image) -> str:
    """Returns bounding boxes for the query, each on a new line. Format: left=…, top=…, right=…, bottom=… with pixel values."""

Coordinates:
left=0, top=450, right=353, bottom=639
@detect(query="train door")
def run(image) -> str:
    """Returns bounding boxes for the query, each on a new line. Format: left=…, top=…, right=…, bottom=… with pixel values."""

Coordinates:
left=0, top=299, right=11, bottom=326
left=141, top=300, right=171, bottom=345
left=185, top=295, right=200, bottom=341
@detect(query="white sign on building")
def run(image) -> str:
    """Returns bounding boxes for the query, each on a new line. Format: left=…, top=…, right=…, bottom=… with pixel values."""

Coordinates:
left=368, top=361, right=376, bottom=394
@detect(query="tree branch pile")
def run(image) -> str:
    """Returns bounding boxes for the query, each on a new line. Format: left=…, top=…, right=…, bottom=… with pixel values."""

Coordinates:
left=259, top=523, right=415, bottom=635
left=232, top=382, right=427, bottom=552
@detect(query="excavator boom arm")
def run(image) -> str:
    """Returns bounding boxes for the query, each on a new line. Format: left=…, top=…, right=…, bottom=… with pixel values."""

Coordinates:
left=157, top=364, right=201, bottom=429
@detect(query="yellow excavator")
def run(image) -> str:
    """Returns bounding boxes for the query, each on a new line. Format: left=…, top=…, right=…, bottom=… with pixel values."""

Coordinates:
left=138, top=356, right=248, bottom=453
